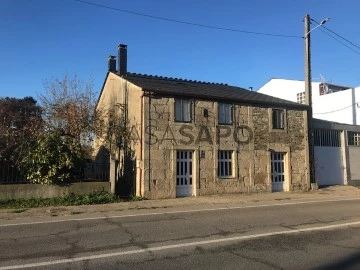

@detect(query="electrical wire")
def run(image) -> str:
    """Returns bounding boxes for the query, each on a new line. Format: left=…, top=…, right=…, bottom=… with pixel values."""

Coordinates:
left=314, top=103, right=357, bottom=115
left=311, top=18, right=360, bottom=51
left=323, top=25, right=360, bottom=51
left=74, top=0, right=302, bottom=39
left=310, top=19, right=360, bottom=55
left=317, top=27, right=360, bottom=56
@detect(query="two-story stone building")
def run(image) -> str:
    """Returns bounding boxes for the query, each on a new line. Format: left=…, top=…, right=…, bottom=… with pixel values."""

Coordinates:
left=96, top=45, right=311, bottom=199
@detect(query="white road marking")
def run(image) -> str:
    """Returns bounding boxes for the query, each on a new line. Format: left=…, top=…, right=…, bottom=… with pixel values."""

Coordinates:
left=1, top=197, right=360, bottom=227
left=1, top=220, right=360, bottom=269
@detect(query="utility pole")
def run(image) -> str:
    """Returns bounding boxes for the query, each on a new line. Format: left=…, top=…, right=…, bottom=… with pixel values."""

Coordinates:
left=304, top=14, right=312, bottom=109
left=304, top=15, right=329, bottom=189
left=304, top=14, right=316, bottom=189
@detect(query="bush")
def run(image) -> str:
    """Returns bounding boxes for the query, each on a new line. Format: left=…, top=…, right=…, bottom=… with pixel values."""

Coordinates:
left=0, top=191, right=123, bottom=209
left=21, top=131, right=85, bottom=184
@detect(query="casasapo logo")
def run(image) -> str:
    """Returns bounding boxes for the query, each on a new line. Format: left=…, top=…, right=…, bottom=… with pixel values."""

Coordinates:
left=129, top=124, right=253, bottom=145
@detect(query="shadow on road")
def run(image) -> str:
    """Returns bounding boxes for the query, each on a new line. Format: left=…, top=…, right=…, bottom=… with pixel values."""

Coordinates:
left=315, top=251, right=360, bottom=270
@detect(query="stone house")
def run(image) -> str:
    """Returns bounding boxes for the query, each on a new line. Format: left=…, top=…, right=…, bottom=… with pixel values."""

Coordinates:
left=96, top=45, right=311, bottom=199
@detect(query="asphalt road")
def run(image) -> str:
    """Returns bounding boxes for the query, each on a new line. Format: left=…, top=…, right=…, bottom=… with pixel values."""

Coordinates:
left=1, top=198, right=360, bottom=269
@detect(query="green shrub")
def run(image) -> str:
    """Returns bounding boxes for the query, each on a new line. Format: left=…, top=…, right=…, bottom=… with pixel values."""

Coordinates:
left=0, top=191, right=129, bottom=209
left=21, top=131, right=85, bottom=184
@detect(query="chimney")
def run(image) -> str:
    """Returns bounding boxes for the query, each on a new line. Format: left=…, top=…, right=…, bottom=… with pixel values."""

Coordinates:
left=108, top=55, right=116, bottom=72
left=118, top=44, right=127, bottom=76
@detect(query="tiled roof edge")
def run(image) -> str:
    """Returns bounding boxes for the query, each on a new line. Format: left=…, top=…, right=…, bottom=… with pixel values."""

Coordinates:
left=122, top=72, right=231, bottom=86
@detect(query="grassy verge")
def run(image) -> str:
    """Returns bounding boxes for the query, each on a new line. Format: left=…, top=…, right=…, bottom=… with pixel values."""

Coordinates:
left=0, top=191, right=144, bottom=209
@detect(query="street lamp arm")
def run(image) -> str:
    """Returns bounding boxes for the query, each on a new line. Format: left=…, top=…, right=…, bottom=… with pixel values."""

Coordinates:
left=320, top=18, right=330, bottom=25
left=305, top=17, right=330, bottom=37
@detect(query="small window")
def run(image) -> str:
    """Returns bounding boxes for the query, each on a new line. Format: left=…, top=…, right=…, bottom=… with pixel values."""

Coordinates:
left=218, top=150, right=233, bottom=177
left=272, top=109, right=284, bottom=129
left=297, top=92, right=305, bottom=104
left=348, top=131, right=360, bottom=146
left=218, top=103, right=232, bottom=124
left=175, top=99, right=191, bottom=122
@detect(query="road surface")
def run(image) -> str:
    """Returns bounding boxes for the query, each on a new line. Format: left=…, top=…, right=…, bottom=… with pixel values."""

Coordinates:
left=1, top=197, right=360, bottom=269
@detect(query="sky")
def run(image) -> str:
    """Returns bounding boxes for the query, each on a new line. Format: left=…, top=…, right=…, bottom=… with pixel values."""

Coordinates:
left=1, top=0, right=360, bottom=100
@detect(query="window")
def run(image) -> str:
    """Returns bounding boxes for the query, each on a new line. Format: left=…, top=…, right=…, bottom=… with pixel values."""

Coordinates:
left=272, top=109, right=284, bottom=129
left=348, top=131, right=360, bottom=146
left=218, top=150, right=233, bottom=177
left=218, top=103, right=232, bottom=124
left=296, top=92, right=305, bottom=104
left=314, top=129, right=341, bottom=147
left=175, top=99, right=191, bottom=122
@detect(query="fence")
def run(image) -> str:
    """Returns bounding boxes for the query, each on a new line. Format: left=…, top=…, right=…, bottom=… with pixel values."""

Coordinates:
left=0, top=161, right=110, bottom=184
left=0, top=162, right=26, bottom=184
left=81, top=162, right=110, bottom=182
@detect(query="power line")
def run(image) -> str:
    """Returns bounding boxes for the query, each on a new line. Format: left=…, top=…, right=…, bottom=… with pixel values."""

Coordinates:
left=314, top=103, right=357, bottom=115
left=311, top=18, right=360, bottom=50
left=311, top=19, right=360, bottom=54
left=317, top=27, right=360, bottom=56
left=74, top=0, right=302, bottom=39
left=323, top=26, right=360, bottom=51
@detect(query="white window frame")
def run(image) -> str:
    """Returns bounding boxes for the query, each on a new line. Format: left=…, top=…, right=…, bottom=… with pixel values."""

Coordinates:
left=348, top=131, right=360, bottom=146
left=218, top=103, right=232, bottom=125
left=218, top=150, right=233, bottom=178
left=296, top=92, right=305, bottom=104
left=175, top=99, right=191, bottom=122
left=272, top=109, right=284, bottom=129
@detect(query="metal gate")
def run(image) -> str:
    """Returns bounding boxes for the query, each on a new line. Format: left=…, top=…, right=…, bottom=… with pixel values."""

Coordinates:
left=176, top=151, right=193, bottom=197
left=271, top=152, right=285, bottom=192
left=314, top=129, right=344, bottom=186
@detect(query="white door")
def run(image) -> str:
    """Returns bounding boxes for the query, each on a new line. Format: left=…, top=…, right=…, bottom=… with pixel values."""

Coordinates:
left=315, top=147, right=344, bottom=186
left=271, top=152, right=286, bottom=192
left=313, top=129, right=344, bottom=186
left=176, top=151, right=193, bottom=197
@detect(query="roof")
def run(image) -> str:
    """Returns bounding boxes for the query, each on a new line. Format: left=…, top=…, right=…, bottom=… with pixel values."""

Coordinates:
left=313, top=118, right=360, bottom=132
left=112, top=72, right=308, bottom=109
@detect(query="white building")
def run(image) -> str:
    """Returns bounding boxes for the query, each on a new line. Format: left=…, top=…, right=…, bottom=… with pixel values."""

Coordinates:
left=258, top=78, right=359, bottom=125
left=258, top=78, right=360, bottom=187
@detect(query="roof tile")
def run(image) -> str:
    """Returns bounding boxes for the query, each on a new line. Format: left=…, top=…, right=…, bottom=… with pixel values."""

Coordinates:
left=118, top=72, right=307, bottom=109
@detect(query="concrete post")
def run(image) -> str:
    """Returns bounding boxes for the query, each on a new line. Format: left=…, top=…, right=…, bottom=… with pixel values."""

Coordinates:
left=341, top=130, right=350, bottom=185
left=304, top=14, right=317, bottom=189
left=110, top=158, right=117, bottom=194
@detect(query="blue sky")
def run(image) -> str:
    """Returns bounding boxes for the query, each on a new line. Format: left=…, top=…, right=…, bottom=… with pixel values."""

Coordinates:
left=1, top=0, right=360, bottom=99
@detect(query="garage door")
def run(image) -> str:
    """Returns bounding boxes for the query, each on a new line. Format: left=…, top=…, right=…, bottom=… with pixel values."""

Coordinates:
left=314, top=129, right=344, bottom=186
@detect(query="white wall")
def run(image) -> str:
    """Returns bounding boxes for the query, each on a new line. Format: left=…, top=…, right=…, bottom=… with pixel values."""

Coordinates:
left=258, top=79, right=360, bottom=125
left=313, top=88, right=354, bottom=124
left=258, top=79, right=320, bottom=102
left=349, top=147, right=360, bottom=181
left=355, top=87, right=360, bottom=124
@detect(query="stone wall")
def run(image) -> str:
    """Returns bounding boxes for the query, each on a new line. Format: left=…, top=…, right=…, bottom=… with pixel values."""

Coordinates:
left=140, top=96, right=309, bottom=199
left=0, top=182, right=110, bottom=200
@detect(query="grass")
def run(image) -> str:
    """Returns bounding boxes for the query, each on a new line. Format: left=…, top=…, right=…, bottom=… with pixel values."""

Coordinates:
left=0, top=191, right=144, bottom=209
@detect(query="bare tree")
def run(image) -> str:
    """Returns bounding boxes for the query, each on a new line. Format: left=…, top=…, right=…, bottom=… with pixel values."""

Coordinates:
left=39, top=74, right=99, bottom=156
